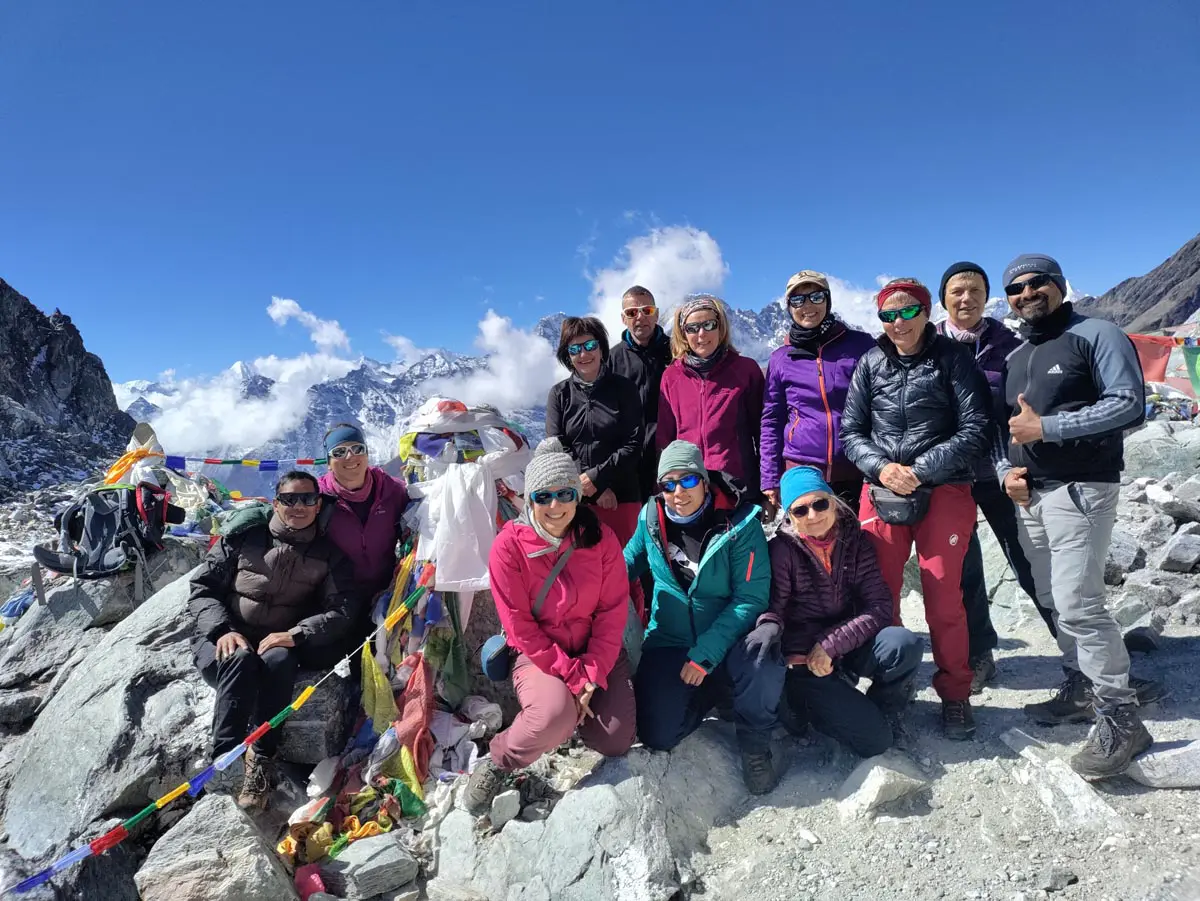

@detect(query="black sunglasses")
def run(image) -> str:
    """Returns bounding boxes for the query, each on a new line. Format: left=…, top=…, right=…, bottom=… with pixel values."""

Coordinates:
left=329, top=443, right=367, bottom=459
left=787, top=290, right=829, bottom=308
left=1004, top=273, right=1054, bottom=297
left=276, top=491, right=320, bottom=507
left=682, top=319, right=719, bottom=336
left=878, top=304, right=924, bottom=324
left=788, top=497, right=831, bottom=518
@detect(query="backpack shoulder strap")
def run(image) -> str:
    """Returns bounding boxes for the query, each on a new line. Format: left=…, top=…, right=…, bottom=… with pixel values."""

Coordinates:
left=531, top=541, right=575, bottom=620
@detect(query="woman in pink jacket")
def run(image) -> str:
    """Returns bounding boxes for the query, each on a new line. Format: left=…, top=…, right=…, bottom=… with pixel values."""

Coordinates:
left=659, top=295, right=765, bottom=493
left=463, top=438, right=635, bottom=814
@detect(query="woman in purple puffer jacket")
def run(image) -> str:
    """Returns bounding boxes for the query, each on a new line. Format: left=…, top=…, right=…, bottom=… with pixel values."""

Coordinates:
left=761, top=271, right=875, bottom=513
left=744, top=466, right=922, bottom=758
left=316, top=423, right=410, bottom=631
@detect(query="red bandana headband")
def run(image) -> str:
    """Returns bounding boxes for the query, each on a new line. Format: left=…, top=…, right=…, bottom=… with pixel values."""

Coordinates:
left=875, top=281, right=932, bottom=314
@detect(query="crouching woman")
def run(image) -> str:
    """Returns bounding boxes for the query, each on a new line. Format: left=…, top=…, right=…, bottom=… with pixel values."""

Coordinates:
left=755, top=466, right=923, bottom=758
left=464, top=438, right=635, bottom=815
left=626, top=440, right=785, bottom=794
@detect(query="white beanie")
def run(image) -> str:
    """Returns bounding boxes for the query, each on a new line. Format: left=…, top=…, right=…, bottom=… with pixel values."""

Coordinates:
left=523, top=437, right=582, bottom=497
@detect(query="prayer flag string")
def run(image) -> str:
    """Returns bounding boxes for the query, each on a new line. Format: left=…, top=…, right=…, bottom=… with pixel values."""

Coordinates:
left=0, top=562, right=436, bottom=897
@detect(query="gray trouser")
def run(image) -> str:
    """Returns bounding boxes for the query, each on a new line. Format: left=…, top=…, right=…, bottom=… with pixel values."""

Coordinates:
left=1015, top=482, right=1135, bottom=709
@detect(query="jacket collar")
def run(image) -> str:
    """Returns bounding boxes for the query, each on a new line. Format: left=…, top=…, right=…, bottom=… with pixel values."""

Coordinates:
left=622, top=325, right=670, bottom=354
left=877, top=323, right=939, bottom=366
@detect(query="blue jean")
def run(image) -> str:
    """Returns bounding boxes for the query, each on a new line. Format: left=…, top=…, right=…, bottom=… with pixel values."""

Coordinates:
left=635, top=642, right=784, bottom=752
left=782, top=626, right=923, bottom=758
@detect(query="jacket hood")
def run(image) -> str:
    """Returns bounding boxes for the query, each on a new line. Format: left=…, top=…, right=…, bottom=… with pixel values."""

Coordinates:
left=707, top=469, right=753, bottom=513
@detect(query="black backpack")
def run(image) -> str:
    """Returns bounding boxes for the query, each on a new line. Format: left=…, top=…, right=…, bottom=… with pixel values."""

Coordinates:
left=32, top=482, right=184, bottom=579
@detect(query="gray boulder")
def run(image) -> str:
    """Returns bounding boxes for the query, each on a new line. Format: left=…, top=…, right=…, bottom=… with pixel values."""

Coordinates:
left=1125, top=422, right=1200, bottom=481
left=1154, top=532, right=1200, bottom=573
left=1103, top=528, right=1145, bottom=585
left=1137, top=513, right=1178, bottom=549
left=1123, top=610, right=1167, bottom=652
left=319, top=834, right=419, bottom=899
left=0, top=540, right=204, bottom=693
left=1147, top=481, right=1200, bottom=524
left=275, top=669, right=355, bottom=765
left=134, top=794, right=299, bottom=901
left=836, top=751, right=929, bottom=820
left=1125, top=740, right=1200, bottom=789
left=1120, top=569, right=1191, bottom=607
left=430, top=729, right=746, bottom=901
left=3, top=569, right=215, bottom=861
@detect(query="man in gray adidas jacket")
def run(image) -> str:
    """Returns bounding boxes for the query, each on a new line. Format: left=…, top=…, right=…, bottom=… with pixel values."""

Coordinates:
left=994, top=252, right=1158, bottom=780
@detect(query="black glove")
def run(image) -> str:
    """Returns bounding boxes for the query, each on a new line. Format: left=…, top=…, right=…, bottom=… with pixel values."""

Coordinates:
left=743, top=622, right=782, bottom=664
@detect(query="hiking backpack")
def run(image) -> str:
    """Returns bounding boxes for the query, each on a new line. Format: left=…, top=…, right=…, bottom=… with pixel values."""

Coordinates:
left=32, top=482, right=184, bottom=580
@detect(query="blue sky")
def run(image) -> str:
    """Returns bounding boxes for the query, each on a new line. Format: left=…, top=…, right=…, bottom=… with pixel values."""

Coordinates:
left=2, top=0, right=1199, bottom=383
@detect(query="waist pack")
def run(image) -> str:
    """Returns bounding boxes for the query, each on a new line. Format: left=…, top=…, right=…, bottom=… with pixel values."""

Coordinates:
left=868, top=484, right=933, bottom=527
left=32, top=482, right=185, bottom=579
left=481, top=542, right=575, bottom=681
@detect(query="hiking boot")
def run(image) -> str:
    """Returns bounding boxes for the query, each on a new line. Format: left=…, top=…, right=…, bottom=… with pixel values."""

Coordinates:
left=887, top=711, right=915, bottom=753
left=969, top=651, right=997, bottom=695
left=1069, top=706, right=1153, bottom=781
left=1024, top=669, right=1092, bottom=725
left=463, top=758, right=505, bottom=816
left=941, top=699, right=976, bottom=741
left=236, top=747, right=271, bottom=812
left=740, top=739, right=786, bottom=795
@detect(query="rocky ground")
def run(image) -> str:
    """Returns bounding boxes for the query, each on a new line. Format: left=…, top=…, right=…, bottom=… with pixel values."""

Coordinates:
left=0, top=421, right=1197, bottom=900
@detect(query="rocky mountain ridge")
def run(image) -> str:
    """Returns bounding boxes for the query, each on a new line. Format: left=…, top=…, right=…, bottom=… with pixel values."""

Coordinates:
left=1077, top=232, right=1200, bottom=333
left=0, top=279, right=133, bottom=490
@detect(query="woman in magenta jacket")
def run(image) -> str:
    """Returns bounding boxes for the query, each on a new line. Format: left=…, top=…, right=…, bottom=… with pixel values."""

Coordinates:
left=761, top=271, right=875, bottom=512
left=316, top=423, right=409, bottom=611
left=658, top=295, right=765, bottom=491
left=463, top=438, right=634, bottom=815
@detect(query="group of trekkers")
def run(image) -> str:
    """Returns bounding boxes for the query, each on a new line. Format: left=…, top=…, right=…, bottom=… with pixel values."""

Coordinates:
left=186, top=252, right=1162, bottom=820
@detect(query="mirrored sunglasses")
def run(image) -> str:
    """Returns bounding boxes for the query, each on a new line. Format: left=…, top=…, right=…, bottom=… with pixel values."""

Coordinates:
left=530, top=488, right=579, bottom=506
left=788, top=497, right=831, bottom=518
left=682, top=319, right=719, bottom=336
left=622, top=305, right=658, bottom=319
left=328, top=443, right=368, bottom=459
left=877, top=304, right=924, bottom=324
left=567, top=339, right=600, bottom=356
left=276, top=491, right=320, bottom=507
left=787, top=290, right=829, bottom=308
left=1004, top=273, right=1054, bottom=297
left=660, top=473, right=704, bottom=493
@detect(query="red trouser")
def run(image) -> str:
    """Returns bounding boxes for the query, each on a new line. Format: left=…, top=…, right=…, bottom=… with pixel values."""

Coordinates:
left=489, top=652, right=637, bottom=771
left=594, top=502, right=646, bottom=622
left=860, top=482, right=976, bottom=702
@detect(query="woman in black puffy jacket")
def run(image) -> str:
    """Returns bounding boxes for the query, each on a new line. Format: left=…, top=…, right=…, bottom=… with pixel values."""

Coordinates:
left=840, top=278, right=991, bottom=741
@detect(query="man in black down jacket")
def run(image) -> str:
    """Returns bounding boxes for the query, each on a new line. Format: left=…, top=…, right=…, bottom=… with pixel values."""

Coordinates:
left=841, top=278, right=991, bottom=740
left=607, top=286, right=673, bottom=501
left=995, top=253, right=1155, bottom=780
left=189, top=470, right=360, bottom=810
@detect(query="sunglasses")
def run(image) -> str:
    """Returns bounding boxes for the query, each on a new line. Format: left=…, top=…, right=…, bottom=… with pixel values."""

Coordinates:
left=682, top=319, right=719, bottom=336
left=530, top=488, right=579, bottom=506
left=567, top=339, right=600, bottom=356
left=878, top=304, right=925, bottom=324
left=622, top=305, right=658, bottom=319
left=276, top=492, right=320, bottom=507
left=788, top=497, right=831, bottom=518
left=787, top=290, right=829, bottom=308
left=1004, top=273, right=1054, bottom=297
left=328, top=443, right=367, bottom=459
left=660, top=473, right=704, bottom=493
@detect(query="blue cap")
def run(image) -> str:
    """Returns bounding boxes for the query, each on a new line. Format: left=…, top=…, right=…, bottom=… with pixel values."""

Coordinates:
left=324, top=424, right=366, bottom=455
left=780, top=466, right=833, bottom=513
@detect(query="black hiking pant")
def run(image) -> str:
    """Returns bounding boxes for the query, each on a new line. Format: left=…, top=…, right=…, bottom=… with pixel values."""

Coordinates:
left=196, top=640, right=347, bottom=757
left=961, top=480, right=1057, bottom=659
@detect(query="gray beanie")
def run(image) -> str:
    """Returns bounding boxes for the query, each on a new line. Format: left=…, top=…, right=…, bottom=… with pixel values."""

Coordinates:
left=524, top=437, right=582, bottom=497
left=1003, top=253, right=1068, bottom=299
left=657, top=440, right=708, bottom=482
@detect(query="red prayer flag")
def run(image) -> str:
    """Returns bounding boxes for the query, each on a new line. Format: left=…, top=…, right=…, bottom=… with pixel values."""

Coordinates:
left=1129, top=334, right=1174, bottom=383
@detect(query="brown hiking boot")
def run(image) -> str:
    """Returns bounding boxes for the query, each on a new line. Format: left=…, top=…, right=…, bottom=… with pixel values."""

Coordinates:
left=237, top=747, right=271, bottom=811
left=969, top=651, right=997, bottom=695
left=463, top=758, right=505, bottom=816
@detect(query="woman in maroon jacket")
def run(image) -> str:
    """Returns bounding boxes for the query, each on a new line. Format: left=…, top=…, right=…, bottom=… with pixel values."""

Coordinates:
left=746, top=466, right=922, bottom=757
left=658, top=295, right=765, bottom=492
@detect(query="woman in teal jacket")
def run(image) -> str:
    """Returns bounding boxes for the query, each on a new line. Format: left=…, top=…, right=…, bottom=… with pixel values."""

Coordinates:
left=625, top=440, right=785, bottom=795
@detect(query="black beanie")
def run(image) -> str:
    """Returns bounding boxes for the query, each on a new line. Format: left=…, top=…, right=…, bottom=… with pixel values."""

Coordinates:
left=939, top=261, right=990, bottom=306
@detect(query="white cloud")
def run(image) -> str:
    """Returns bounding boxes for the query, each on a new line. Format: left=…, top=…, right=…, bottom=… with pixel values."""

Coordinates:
left=587, top=225, right=730, bottom=340
left=382, top=332, right=435, bottom=367
left=428, top=310, right=563, bottom=411
left=266, top=296, right=351, bottom=353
